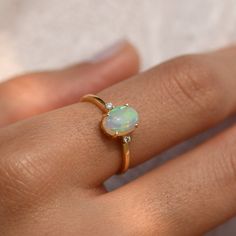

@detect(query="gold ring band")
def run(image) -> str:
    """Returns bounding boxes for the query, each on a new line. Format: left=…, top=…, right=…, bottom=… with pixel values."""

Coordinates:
left=81, top=94, right=139, bottom=174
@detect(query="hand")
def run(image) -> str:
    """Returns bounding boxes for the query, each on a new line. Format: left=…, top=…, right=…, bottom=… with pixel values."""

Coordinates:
left=1, top=43, right=236, bottom=235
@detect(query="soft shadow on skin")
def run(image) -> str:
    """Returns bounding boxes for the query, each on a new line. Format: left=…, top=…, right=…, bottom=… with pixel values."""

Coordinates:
left=105, top=114, right=236, bottom=191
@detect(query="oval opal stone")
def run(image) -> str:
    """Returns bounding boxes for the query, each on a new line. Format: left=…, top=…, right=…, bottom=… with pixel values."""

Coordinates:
left=102, top=105, right=139, bottom=136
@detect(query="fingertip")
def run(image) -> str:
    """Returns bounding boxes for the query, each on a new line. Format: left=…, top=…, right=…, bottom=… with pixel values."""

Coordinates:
left=121, top=40, right=140, bottom=75
left=91, top=40, right=140, bottom=68
left=51, top=40, right=141, bottom=97
left=91, top=40, right=140, bottom=85
left=64, top=40, right=140, bottom=82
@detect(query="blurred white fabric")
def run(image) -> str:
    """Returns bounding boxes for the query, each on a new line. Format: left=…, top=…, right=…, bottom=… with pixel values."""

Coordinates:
left=0, top=0, right=236, bottom=235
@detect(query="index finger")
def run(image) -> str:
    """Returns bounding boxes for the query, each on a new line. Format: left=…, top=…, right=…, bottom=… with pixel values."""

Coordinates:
left=0, top=41, right=139, bottom=126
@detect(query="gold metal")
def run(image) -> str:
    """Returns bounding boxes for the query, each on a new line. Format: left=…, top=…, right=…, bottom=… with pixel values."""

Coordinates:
left=81, top=94, right=108, bottom=113
left=80, top=94, right=137, bottom=174
left=121, top=142, right=130, bottom=173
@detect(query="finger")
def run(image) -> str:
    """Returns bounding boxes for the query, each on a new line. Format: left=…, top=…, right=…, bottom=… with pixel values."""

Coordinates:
left=92, top=46, right=236, bottom=179
left=0, top=40, right=139, bottom=126
left=110, top=122, right=236, bottom=235
left=1, top=46, right=236, bottom=191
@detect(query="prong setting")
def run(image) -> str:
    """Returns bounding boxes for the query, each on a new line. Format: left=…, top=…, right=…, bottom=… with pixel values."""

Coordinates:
left=114, top=131, right=119, bottom=137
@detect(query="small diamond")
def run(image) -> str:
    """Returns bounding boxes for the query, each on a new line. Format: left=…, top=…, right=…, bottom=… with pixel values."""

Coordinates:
left=123, top=136, right=131, bottom=143
left=105, top=102, right=113, bottom=110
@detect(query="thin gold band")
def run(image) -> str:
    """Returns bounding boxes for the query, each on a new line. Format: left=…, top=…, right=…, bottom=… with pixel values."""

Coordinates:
left=81, top=94, right=131, bottom=174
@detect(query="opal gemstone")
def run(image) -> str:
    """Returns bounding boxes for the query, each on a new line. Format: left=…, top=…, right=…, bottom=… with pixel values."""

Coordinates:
left=102, top=105, right=139, bottom=136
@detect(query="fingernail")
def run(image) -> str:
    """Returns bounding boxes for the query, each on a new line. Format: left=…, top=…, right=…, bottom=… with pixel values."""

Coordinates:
left=91, top=40, right=127, bottom=63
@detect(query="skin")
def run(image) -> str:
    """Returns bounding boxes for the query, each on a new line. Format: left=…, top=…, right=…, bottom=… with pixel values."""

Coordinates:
left=1, top=41, right=236, bottom=235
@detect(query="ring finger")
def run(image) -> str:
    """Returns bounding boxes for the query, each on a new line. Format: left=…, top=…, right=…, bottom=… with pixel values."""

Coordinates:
left=1, top=45, right=236, bottom=191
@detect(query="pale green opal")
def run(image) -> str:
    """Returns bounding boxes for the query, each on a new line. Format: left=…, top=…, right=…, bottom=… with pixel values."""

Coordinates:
left=103, top=105, right=139, bottom=135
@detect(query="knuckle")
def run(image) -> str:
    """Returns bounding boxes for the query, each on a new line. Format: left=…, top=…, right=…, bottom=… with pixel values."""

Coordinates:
left=0, top=151, right=56, bottom=212
left=164, top=54, right=225, bottom=121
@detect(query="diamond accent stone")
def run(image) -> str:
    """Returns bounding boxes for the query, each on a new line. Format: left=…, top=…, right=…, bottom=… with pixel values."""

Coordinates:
left=123, top=136, right=131, bottom=143
left=105, top=102, right=113, bottom=110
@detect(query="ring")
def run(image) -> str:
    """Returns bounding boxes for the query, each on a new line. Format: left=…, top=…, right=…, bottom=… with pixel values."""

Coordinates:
left=81, top=94, right=139, bottom=174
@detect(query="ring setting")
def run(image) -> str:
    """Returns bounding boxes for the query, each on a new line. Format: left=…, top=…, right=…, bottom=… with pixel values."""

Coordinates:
left=101, top=104, right=139, bottom=138
left=81, top=94, right=139, bottom=174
